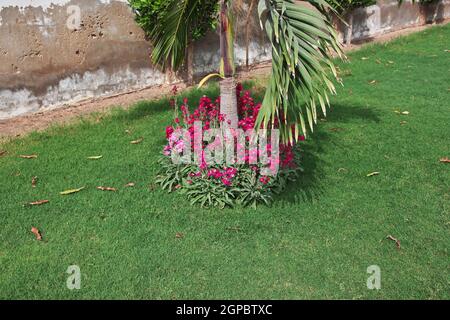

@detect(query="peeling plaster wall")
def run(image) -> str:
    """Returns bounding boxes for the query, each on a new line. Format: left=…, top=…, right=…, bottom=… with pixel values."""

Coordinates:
left=0, top=0, right=449, bottom=119
left=0, top=0, right=166, bottom=119
left=335, top=0, right=450, bottom=42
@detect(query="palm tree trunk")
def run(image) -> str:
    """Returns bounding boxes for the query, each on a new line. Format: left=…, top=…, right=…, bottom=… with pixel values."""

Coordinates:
left=219, top=0, right=238, bottom=128
left=187, top=42, right=195, bottom=85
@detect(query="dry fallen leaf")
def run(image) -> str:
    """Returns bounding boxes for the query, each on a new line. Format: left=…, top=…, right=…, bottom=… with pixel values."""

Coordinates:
left=130, top=138, right=143, bottom=144
left=97, top=186, right=117, bottom=192
left=176, top=232, right=184, bottom=239
left=329, top=127, right=345, bottom=132
left=367, top=172, right=380, bottom=177
left=125, top=129, right=132, bottom=135
left=386, top=235, right=401, bottom=249
left=87, top=155, right=103, bottom=160
left=388, top=60, right=395, bottom=64
left=125, top=182, right=135, bottom=187
left=400, top=121, right=407, bottom=125
left=0, top=150, right=7, bottom=157
left=60, top=187, right=85, bottom=195
left=361, top=57, right=370, bottom=60
left=375, top=59, right=382, bottom=64
left=440, top=157, right=450, bottom=163
left=401, top=111, right=410, bottom=115
left=19, top=154, right=38, bottom=159
left=394, top=110, right=409, bottom=115
left=31, top=227, right=42, bottom=241
left=444, top=49, right=450, bottom=53
left=31, top=176, right=38, bottom=188
left=368, top=80, right=378, bottom=85
left=28, top=200, right=49, bottom=206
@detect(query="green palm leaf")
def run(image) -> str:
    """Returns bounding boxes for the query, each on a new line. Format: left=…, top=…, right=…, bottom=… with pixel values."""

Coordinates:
left=149, top=0, right=206, bottom=71
left=256, top=0, right=345, bottom=143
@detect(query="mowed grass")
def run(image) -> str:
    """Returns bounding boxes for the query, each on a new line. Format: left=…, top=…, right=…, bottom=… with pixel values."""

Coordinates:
left=0, top=25, right=449, bottom=300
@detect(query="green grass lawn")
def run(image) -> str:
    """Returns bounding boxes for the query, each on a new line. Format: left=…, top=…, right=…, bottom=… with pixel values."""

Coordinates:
left=0, top=25, right=449, bottom=300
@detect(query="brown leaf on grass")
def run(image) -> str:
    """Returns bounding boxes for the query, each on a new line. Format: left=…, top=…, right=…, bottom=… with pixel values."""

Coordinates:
left=375, top=59, right=382, bottom=64
left=28, top=200, right=49, bottom=206
left=31, top=227, right=42, bottom=241
left=400, top=121, right=407, bottom=125
left=32, top=176, right=38, bottom=188
left=394, top=110, right=409, bottom=115
left=19, top=154, right=38, bottom=159
left=444, top=49, right=450, bottom=53
left=439, top=157, right=450, bottom=163
left=0, top=150, right=7, bottom=157
left=60, top=187, right=85, bottom=195
left=386, top=235, right=401, bottom=249
left=130, top=137, right=143, bottom=144
left=125, top=129, right=132, bottom=135
left=368, top=80, right=378, bottom=85
left=175, top=232, right=184, bottom=239
left=97, top=186, right=117, bottom=192
left=361, top=57, right=369, bottom=60
left=124, top=182, right=135, bottom=187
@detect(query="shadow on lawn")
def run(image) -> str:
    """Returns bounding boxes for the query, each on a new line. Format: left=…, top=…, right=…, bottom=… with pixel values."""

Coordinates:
left=278, top=103, right=380, bottom=204
left=114, top=80, right=263, bottom=122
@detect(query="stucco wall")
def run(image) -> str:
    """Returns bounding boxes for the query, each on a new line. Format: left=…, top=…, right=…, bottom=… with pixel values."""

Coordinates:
left=0, top=0, right=448, bottom=119
left=335, top=0, right=450, bottom=42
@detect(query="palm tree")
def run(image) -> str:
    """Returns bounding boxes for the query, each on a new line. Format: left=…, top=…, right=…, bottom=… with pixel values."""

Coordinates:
left=148, top=0, right=344, bottom=143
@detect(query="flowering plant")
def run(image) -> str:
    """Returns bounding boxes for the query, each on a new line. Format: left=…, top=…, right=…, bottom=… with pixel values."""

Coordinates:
left=156, top=84, right=304, bottom=208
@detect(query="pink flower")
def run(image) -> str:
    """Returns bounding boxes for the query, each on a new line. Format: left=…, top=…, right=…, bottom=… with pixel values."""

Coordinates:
left=207, top=168, right=222, bottom=179
left=163, top=145, right=171, bottom=156
left=174, top=140, right=184, bottom=153
left=259, top=176, right=271, bottom=185
left=174, top=117, right=180, bottom=124
left=166, top=126, right=174, bottom=139
left=221, top=178, right=231, bottom=186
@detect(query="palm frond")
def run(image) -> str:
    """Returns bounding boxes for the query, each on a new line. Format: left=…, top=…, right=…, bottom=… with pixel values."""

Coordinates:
left=149, top=0, right=205, bottom=71
left=256, top=0, right=345, bottom=144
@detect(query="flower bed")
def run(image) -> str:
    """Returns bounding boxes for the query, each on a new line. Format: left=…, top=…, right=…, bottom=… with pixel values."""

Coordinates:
left=156, top=84, right=304, bottom=208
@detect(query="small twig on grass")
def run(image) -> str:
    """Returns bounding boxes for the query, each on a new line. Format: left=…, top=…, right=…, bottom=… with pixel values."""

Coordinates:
left=386, top=235, right=401, bottom=249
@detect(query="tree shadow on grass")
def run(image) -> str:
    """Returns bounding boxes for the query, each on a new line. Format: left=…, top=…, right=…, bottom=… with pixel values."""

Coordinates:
left=110, top=80, right=262, bottom=122
left=277, top=103, right=381, bottom=204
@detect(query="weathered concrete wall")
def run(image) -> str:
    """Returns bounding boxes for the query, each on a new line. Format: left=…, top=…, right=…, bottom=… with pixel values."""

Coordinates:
left=0, top=0, right=167, bottom=118
left=0, top=0, right=449, bottom=119
left=335, top=0, right=450, bottom=42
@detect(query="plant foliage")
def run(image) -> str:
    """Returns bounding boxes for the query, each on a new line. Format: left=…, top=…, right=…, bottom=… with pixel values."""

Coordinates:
left=128, top=0, right=219, bottom=70
left=255, top=0, right=345, bottom=144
